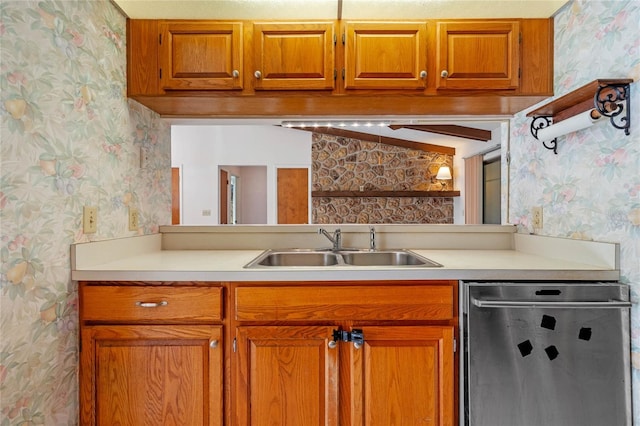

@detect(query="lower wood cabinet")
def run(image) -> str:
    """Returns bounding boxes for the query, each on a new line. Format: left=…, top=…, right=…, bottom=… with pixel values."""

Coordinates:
left=233, top=324, right=453, bottom=426
left=79, top=283, right=224, bottom=426
left=232, top=281, right=457, bottom=426
left=234, top=326, right=339, bottom=425
left=80, top=325, right=223, bottom=426
left=79, top=280, right=457, bottom=426
left=349, top=325, right=454, bottom=426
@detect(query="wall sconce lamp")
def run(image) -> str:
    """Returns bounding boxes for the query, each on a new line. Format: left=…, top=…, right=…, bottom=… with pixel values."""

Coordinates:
left=529, top=80, right=632, bottom=154
left=435, top=166, right=452, bottom=190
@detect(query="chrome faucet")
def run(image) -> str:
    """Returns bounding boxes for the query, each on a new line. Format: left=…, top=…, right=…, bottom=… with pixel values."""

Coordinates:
left=369, top=227, right=376, bottom=251
left=318, top=228, right=342, bottom=251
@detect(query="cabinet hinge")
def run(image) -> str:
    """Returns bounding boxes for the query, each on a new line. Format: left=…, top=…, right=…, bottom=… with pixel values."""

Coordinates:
left=334, top=69, right=337, bottom=80
left=159, top=68, right=162, bottom=80
left=519, top=32, right=522, bottom=44
left=342, top=33, right=345, bottom=45
left=334, top=33, right=337, bottom=45
left=342, top=68, right=345, bottom=80
left=232, top=337, right=237, bottom=353
left=453, top=338, right=457, bottom=353
left=518, top=68, right=521, bottom=79
left=159, top=34, right=162, bottom=45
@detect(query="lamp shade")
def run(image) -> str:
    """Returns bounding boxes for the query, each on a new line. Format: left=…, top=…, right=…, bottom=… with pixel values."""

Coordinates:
left=436, top=166, right=452, bottom=180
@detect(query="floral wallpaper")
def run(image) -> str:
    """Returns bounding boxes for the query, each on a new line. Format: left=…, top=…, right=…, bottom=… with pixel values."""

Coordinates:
left=0, top=1, right=171, bottom=424
left=509, top=0, right=640, bottom=421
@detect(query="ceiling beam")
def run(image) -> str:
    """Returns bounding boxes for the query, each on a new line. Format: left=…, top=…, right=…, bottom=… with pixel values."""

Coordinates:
left=288, top=126, right=455, bottom=155
left=388, top=124, right=492, bottom=141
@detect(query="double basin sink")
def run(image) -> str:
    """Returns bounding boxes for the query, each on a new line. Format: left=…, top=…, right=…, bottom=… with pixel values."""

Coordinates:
left=244, top=249, right=443, bottom=268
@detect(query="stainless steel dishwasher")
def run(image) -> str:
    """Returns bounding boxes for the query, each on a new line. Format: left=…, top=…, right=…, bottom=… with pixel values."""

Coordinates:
left=462, top=282, right=632, bottom=426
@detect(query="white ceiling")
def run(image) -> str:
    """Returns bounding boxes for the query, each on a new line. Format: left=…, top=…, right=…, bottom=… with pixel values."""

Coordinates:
left=112, top=0, right=568, bottom=20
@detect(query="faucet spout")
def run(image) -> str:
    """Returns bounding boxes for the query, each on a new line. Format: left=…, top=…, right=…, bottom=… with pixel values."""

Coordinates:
left=318, top=228, right=342, bottom=251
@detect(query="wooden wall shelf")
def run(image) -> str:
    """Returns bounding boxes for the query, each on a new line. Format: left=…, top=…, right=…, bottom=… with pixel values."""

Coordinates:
left=526, top=78, right=633, bottom=122
left=312, top=190, right=460, bottom=198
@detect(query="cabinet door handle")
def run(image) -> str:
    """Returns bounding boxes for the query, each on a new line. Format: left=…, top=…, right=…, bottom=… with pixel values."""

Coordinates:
left=440, top=70, right=449, bottom=78
left=419, top=70, right=427, bottom=79
left=135, top=301, right=168, bottom=308
left=254, top=70, right=262, bottom=79
left=232, top=70, right=239, bottom=78
left=210, top=340, right=219, bottom=349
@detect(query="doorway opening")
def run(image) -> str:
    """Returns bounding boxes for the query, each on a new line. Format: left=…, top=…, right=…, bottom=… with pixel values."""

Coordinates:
left=483, top=158, right=501, bottom=224
left=219, top=166, right=267, bottom=224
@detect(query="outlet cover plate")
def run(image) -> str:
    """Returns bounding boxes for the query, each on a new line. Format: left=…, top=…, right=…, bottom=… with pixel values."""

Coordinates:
left=532, top=206, right=543, bottom=229
left=129, top=208, right=139, bottom=231
left=83, top=206, right=97, bottom=234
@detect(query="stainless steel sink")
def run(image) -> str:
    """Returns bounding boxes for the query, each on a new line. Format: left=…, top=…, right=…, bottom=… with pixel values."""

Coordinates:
left=245, top=250, right=342, bottom=267
left=340, top=250, right=442, bottom=267
left=244, top=249, right=442, bottom=268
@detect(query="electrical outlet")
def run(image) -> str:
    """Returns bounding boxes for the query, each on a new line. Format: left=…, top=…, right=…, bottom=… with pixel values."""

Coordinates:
left=532, top=206, right=543, bottom=229
left=83, top=206, right=97, bottom=234
left=129, top=208, right=139, bottom=231
left=140, top=147, right=150, bottom=169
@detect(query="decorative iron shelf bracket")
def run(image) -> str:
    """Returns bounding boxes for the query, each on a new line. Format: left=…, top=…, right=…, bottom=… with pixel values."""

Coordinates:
left=530, top=116, right=557, bottom=154
left=594, top=82, right=631, bottom=136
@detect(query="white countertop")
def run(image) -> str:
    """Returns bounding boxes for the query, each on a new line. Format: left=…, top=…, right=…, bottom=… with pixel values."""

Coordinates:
left=71, top=230, right=620, bottom=282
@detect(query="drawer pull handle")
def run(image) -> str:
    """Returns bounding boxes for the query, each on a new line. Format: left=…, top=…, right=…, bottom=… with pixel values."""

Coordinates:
left=210, top=340, right=219, bottom=349
left=135, top=301, right=168, bottom=308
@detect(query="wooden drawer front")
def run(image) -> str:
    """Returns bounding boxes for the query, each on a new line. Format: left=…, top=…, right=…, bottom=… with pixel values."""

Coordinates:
left=82, top=286, right=222, bottom=323
left=236, top=285, right=453, bottom=321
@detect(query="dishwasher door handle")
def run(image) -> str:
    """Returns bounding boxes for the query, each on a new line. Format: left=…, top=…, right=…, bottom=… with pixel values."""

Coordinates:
left=471, top=298, right=632, bottom=309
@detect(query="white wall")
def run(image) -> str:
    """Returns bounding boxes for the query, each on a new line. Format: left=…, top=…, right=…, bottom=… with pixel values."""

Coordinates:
left=450, top=122, right=505, bottom=224
left=172, top=125, right=312, bottom=224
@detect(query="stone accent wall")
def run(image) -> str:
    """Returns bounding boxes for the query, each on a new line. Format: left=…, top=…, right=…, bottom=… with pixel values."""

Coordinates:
left=312, top=133, right=454, bottom=223
left=312, top=196, right=454, bottom=224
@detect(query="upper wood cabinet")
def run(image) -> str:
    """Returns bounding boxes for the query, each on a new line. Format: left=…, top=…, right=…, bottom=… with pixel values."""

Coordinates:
left=126, top=18, right=553, bottom=116
left=252, top=22, right=335, bottom=90
left=436, top=21, right=520, bottom=90
left=343, top=22, right=428, bottom=89
left=159, top=21, right=243, bottom=90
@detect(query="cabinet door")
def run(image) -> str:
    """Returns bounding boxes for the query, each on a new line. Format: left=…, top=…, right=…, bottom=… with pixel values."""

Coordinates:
left=253, top=22, right=335, bottom=90
left=80, top=325, right=223, bottom=426
left=234, top=326, right=339, bottom=426
left=349, top=326, right=454, bottom=426
left=436, top=21, right=520, bottom=90
left=344, top=22, right=428, bottom=89
left=159, top=21, right=243, bottom=90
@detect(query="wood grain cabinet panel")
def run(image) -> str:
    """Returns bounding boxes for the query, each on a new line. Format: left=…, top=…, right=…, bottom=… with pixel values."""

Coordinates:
left=235, top=284, right=454, bottom=321
left=80, top=325, right=223, bottom=426
left=436, top=21, right=520, bottom=90
left=234, top=326, right=339, bottom=426
left=253, top=22, right=335, bottom=90
left=344, top=22, right=428, bottom=89
left=349, top=326, right=454, bottom=426
left=81, top=285, right=223, bottom=323
left=159, top=21, right=243, bottom=90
